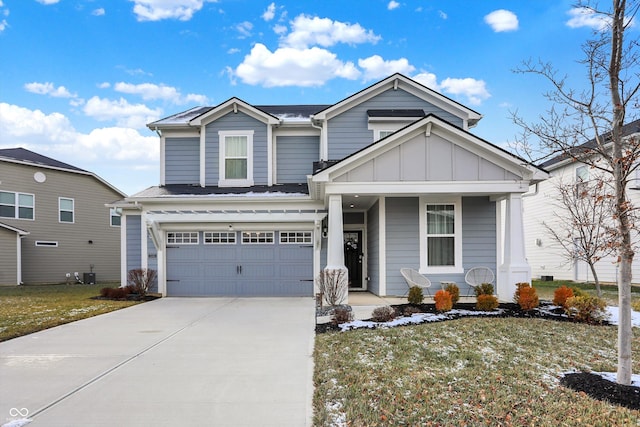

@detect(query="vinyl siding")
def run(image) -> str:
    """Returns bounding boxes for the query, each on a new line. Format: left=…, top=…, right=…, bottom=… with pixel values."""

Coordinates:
left=385, top=197, right=420, bottom=295
left=165, top=137, right=200, bottom=184
left=0, top=228, right=17, bottom=285
left=126, top=215, right=142, bottom=272
left=276, top=135, right=319, bottom=183
left=461, top=197, right=497, bottom=295
left=204, top=112, right=269, bottom=185
left=327, top=88, right=464, bottom=160
left=366, top=200, right=380, bottom=295
left=0, top=162, right=122, bottom=284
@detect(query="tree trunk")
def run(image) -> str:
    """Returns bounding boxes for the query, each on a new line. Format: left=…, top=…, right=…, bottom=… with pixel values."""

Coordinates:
left=587, top=262, right=602, bottom=297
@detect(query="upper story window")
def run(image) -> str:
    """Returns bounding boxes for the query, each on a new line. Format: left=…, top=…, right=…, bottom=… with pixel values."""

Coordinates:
left=576, top=165, right=589, bottom=183
left=219, top=130, right=254, bottom=187
left=59, top=198, right=74, bottom=223
left=110, top=207, right=121, bottom=227
left=0, top=191, right=34, bottom=220
left=419, top=197, right=463, bottom=274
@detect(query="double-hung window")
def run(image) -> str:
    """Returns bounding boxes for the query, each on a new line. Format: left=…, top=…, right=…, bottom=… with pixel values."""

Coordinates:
left=0, top=191, right=34, bottom=220
left=110, top=207, right=121, bottom=227
left=419, top=197, right=462, bottom=273
left=219, top=130, right=254, bottom=187
left=59, top=198, right=74, bottom=223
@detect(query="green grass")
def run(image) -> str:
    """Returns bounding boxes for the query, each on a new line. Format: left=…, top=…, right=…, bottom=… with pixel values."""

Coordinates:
left=314, top=318, right=640, bottom=426
left=532, top=279, right=640, bottom=306
left=0, top=283, right=142, bottom=342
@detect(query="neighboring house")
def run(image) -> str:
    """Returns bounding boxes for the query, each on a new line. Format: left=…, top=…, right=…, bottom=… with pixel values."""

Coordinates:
left=114, top=74, right=547, bottom=301
left=0, top=148, right=126, bottom=285
left=523, top=119, right=640, bottom=284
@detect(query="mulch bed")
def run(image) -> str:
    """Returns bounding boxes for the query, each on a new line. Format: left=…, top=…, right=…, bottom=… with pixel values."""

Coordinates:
left=316, top=301, right=639, bottom=411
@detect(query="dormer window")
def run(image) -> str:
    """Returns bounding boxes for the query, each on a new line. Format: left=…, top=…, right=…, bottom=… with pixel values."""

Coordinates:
left=218, top=130, right=254, bottom=187
left=367, top=109, right=425, bottom=141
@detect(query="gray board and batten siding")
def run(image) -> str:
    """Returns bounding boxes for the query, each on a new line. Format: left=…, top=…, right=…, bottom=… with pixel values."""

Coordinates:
left=126, top=215, right=142, bottom=272
left=165, top=137, right=200, bottom=185
left=327, top=88, right=464, bottom=160
left=204, top=112, right=269, bottom=186
left=276, top=135, right=320, bottom=184
left=366, top=200, right=380, bottom=295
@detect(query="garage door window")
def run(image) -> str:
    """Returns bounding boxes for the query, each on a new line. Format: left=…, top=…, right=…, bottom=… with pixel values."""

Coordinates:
left=204, top=231, right=236, bottom=244
left=280, top=231, right=312, bottom=244
left=242, top=231, right=274, bottom=244
left=167, top=232, right=199, bottom=244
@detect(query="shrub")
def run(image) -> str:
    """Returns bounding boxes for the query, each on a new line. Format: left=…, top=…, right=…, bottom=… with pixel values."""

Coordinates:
left=571, top=287, right=589, bottom=298
left=316, top=269, right=348, bottom=306
left=553, top=286, right=575, bottom=309
left=565, top=295, right=609, bottom=324
left=371, top=306, right=397, bottom=322
left=633, top=299, right=640, bottom=312
left=476, top=294, right=499, bottom=311
left=474, top=283, right=494, bottom=297
left=331, top=307, right=353, bottom=325
left=407, top=286, right=424, bottom=304
left=514, top=282, right=539, bottom=311
left=107, top=287, right=128, bottom=300
left=443, top=283, right=460, bottom=305
left=434, top=290, right=453, bottom=312
left=124, top=285, right=137, bottom=295
left=127, top=268, right=157, bottom=297
left=403, top=306, right=422, bottom=316
left=100, top=287, right=111, bottom=298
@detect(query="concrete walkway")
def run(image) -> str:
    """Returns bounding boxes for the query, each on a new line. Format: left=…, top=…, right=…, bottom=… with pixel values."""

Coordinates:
left=0, top=298, right=316, bottom=427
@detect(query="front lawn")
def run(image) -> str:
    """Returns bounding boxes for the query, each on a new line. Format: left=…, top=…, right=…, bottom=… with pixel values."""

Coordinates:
left=314, top=317, right=640, bottom=426
left=533, top=279, right=640, bottom=306
left=0, top=283, right=142, bottom=342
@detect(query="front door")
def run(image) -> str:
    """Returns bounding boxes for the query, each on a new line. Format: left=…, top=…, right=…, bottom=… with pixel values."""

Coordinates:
left=344, top=230, right=363, bottom=289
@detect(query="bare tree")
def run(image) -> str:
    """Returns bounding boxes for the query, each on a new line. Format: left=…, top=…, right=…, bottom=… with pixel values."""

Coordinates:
left=544, top=177, right=616, bottom=296
left=512, top=0, right=640, bottom=385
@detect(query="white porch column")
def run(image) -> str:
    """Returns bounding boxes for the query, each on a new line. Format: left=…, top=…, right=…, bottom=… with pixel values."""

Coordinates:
left=498, top=193, right=531, bottom=301
left=325, top=194, right=348, bottom=304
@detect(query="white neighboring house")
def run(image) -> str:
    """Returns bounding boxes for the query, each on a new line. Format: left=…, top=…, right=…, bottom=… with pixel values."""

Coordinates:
left=522, top=119, right=640, bottom=284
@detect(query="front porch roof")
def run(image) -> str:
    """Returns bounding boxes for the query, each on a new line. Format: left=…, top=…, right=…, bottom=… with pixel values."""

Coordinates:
left=129, top=183, right=309, bottom=198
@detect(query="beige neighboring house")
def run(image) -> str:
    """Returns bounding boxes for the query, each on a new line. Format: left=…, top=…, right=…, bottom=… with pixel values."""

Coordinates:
left=522, top=119, right=640, bottom=284
left=0, top=148, right=126, bottom=285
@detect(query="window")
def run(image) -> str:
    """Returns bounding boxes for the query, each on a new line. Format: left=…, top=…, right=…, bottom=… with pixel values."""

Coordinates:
left=419, top=197, right=462, bottom=273
left=219, top=130, right=254, bottom=187
left=242, top=231, right=274, bottom=244
left=377, top=130, right=395, bottom=140
left=167, top=232, right=199, bottom=244
left=575, top=165, right=589, bottom=195
left=110, top=208, right=121, bottom=227
left=0, top=191, right=34, bottom=220
left=59, top=198, right=74, bottom=223
left=280, top=231, right=312, bottom=244
left=204, top=231, right=236, bottom=244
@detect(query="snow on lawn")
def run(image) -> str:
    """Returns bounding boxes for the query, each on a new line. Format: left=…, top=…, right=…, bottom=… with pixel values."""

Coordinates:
left=607, top=306, right=640, bottom=327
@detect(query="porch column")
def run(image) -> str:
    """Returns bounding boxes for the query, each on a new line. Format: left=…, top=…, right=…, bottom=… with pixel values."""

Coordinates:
left=324, top=194, right=348, bottom=304
left=498, top=193, right=531, bottom=301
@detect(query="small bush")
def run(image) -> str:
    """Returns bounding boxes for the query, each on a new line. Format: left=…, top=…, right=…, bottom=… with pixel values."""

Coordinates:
left=127, top=268, right=157, bottom=297
left=434, top=290, right=453, bottom=312
left=103, top=287, right=128, bottom=300
left=331, top=307, right=353, bottom=325
left=553, top=286, right=575, bottom=309
left=474, top=283, right=494, bottom=297
left=443, top=283, right=460, bottom=305
left=371, top=306, right=397, bottom=322
left=514, top=282, right=539, bottom=311
left=100, top=287, right=111, bottom=298
left=407, top=286, right=424, bottom=304
left=565, top=295, right=609, bottom=324
left=124, top=285, right=137, bottom=295
left=476, top=294, right=499, bottom=311
left=571, top=287, right=589, bottom=298
left=633, top=299, right=640, bottom=312
left=403, top=306, right=422, bottom=316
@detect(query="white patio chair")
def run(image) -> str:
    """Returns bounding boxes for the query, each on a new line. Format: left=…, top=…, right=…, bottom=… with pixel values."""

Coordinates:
left=400, top=268, right=432, bottom=297
left=464, top=267, right=495, bottom=296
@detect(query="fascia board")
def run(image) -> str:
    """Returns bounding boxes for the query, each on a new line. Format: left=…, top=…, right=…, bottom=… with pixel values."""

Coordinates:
left=0, top=222, right=30, bottom=235
left=190, top=98, right=280, bottom=126
left=148, top=211, right=326, bottom=225
left=323, top=180, right=532, bottom=195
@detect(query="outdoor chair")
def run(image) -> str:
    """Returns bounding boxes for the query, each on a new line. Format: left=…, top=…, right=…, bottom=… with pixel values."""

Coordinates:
left=400, top=268, right=432, bottom=297
left=464, top=266, right=495, bottom=296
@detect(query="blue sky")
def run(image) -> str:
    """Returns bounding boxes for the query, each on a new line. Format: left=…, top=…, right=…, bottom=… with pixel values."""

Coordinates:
left=0, top=0, right=616, bottom=195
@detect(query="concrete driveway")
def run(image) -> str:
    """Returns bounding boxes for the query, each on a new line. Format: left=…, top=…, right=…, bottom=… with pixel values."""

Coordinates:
left=0, top=297, right=316, bottom=427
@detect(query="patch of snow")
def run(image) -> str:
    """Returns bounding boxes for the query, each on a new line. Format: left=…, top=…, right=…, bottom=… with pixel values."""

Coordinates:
left=2, top=419, right=32, bottom=427
left=597, top=372, right=640, bottom=387
left=339, top=310, right=505, bottom=331
left=155, top=192, right=309, bottom=198
left=606, top=306, right=640, bottom=327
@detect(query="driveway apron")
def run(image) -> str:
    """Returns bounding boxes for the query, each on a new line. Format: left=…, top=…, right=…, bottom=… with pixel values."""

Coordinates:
left=0, top=297, right=316, bottom=427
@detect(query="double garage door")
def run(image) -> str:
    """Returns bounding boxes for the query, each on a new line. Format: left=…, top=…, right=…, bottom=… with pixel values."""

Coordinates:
left=166, top=230, right=314, bottom=297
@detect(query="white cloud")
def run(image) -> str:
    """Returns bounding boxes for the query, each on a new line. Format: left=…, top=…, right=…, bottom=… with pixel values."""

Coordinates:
left=358, top=55, right=415, bottom=81
left=440, top=77, right=490, bottom=105
left=262, top=2, right=275, bottom=21
left=484, top=9, right=519, bottom=32
left=35, top=0, right=60, bottom=4
left=24, top=82, right=76, bottom=98
left=412, top=72, right=439, bottom=91
left=387, top=1, right=400, bottom=11
left=130, top=0, right=216, bottom=22
left=281, top=15, right=381, bottom=49
left=0, top=19, right=7, bottom=32
left=273, top=24, right=287, bottom=35
left=235, top=21, right=253, bottom=38
left=113, top=82, right=208, bottom=105
left=83, top=96, right=162, bottom=128
left=92, top=8, right=105, bottom=16
left=566, top=7, right=612, bottom=31
left=233, top=43, right=360, bottom=87
left=439, top=10, right=448, bottom=20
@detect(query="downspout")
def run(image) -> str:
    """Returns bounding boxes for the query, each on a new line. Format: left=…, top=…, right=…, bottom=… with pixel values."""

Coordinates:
left=311, top=119, right=327, bottom=161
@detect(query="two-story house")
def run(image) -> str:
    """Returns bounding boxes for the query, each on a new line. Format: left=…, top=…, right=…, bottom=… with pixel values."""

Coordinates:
left=114, top=74, right=547, bottom=301
left=0, top=148, right=125, bottom=285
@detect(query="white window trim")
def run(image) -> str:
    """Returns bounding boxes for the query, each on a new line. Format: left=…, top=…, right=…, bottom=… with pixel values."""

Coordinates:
left=419, top=196, right=463, bottom=274
left=167, top=231, right=199, bottom=245
left=218, top=130, right=254, bottom=187
left=280, top=231, right=313, bottom=244
left=59, top=197, right=74, bottom=224
left=204, top=231, right=237, bottom=244
left=0, top=191, right=35, bottom=220
left=110, top=207, right=121, bottom=227
left=241, top=231, right=274, bottom=244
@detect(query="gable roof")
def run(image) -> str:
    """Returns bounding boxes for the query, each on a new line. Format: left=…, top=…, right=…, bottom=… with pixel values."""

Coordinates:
left=0, top=148, right=126, bottom=197
left=540, top=118, right=640, bottom=170
left=311, top=73, right=483, bottom=127
left=0, top=221, right=29, bottom=236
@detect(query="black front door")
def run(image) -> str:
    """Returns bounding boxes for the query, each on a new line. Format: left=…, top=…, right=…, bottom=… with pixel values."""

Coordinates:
left=344, top=231, right=363, bottom=289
